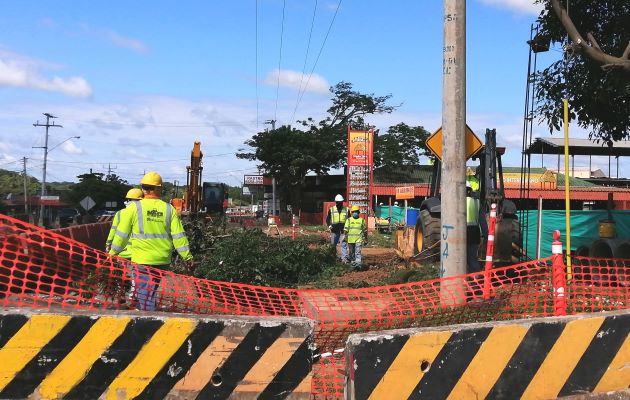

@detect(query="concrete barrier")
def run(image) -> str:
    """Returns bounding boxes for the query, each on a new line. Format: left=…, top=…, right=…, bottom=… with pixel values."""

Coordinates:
left=345, top=309, right=630, bottom=400
left=0, top=308, right=313, bottom=399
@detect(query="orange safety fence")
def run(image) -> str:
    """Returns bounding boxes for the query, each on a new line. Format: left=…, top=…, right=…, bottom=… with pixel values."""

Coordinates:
left=0, top=214, right=628, bottom=399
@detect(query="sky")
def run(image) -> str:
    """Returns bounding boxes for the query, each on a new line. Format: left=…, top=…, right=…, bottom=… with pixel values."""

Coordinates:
left=0, top=0, right=620, bottom=187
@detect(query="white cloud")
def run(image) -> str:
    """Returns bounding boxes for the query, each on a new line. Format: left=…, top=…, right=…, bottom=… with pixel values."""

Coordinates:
left=60, top=140, right=84, bottom=155
left=264, top=69, right=330, bottom=94
left=78, top=24, right=150, bottom=54
left=0, top=50, right=92, bottom=97
left=478, top=0, right=542, bottom=15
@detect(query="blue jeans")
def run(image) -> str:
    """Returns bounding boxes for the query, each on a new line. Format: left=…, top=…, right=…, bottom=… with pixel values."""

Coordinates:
left=331, top=232, right=348, bottom=261
left=347, top=242, right=363, bottom=269
left=131, top=264, right=163, bottom=311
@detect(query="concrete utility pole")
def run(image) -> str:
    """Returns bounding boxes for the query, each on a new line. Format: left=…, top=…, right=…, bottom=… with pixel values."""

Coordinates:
left=441, top=0, right=467, bottom=303
left=22, top=157, right=28, bottom=215
left=33, top=113, right=62, bottom=227
left=264, top=119, right=278, bottom=217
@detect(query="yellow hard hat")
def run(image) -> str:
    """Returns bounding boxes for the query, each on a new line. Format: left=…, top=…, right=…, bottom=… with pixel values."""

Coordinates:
left=125, top=188, right=144, bottom=200
left=140, top=171, right=162, bottom=186
left=351, top=205, right=360, bottom=212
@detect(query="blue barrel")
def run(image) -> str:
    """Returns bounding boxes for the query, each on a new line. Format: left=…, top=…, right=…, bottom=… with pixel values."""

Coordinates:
left=406, top=208, right=419, bottom=226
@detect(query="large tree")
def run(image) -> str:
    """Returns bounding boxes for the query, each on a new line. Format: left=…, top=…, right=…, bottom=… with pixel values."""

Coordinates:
left=68, top=172, right=130, bottom=211
left=535, top=0, right=630, bottom=142
left=238, top=82, right=397, bottom=207
left=374, top=123, right=431, bottom=168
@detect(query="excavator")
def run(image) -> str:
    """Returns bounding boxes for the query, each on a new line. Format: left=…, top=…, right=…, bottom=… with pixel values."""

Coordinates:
left=171, top=141, right=228, bottom=218
left=396, top=129, right=522, bottom=266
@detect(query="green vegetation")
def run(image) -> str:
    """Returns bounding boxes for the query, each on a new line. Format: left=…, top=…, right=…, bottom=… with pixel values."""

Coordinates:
left=0, top=169, right=39, bottom=198
left=182, top=216, right=345, bottom=287
left=68, top=172, right=130, bottom=210
left=535, top=0, right=630, bottom=141
left=367, top=231, right=394, bottom=248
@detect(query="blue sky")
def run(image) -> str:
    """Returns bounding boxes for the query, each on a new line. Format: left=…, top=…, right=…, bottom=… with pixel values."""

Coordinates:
left=2, top=0, right=608, bottom=186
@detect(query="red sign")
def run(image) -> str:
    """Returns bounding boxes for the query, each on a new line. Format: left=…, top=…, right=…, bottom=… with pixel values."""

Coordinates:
left=347, top=129, right=374, bottom=166
left=395, top=186, right=415, bottom=200
left=347, top=128, right=374, bottom=215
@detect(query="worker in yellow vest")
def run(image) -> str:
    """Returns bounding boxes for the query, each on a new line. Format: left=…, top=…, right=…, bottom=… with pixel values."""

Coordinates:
left=105, top=188, right=143, bottom=256
left=326, top=194, right=349, bottom=262
left=109, top=171, right=193, bottom=310
left=343, top=205, right=368, bottom=271
left=106, top=188, right=143, bottom=304
left=466, top=180, right=482, bottom=273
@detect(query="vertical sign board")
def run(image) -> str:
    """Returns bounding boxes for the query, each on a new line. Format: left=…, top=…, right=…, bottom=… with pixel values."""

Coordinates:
left=347, top=128, right=374, bottom=216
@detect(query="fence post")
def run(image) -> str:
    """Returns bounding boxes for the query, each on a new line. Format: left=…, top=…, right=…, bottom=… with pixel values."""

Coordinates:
left=552, top=230, right=567, bottom=316
left=483, top=203, right=497, bottom=300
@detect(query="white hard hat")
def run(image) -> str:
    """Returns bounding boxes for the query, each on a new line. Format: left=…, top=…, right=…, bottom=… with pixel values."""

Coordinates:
left=334, top=194, right=344, bottom=202
left=466, top=181, right=472, bottom=188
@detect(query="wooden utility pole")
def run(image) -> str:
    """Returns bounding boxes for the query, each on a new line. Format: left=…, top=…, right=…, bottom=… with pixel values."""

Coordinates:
left=441, top=0, right=467, bottom=304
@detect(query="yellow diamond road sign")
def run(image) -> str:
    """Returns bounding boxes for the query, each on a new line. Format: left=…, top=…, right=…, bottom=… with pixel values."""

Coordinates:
left=426, top=124, right=483, bottom=161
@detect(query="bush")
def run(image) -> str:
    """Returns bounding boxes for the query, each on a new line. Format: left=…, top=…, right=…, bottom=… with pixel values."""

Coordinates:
left=192, top=229, right=343, bottom=287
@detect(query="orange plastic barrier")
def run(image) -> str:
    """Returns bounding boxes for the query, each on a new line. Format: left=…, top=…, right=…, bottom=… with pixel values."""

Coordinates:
left=0, top=214, right=628, bottom=398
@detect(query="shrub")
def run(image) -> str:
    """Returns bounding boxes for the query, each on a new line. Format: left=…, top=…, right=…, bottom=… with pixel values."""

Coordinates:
left=192, top=229, right=343, bottom=287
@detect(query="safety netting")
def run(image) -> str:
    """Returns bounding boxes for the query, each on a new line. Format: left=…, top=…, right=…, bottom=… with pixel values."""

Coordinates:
left=1, top=214, right=628, bottom=399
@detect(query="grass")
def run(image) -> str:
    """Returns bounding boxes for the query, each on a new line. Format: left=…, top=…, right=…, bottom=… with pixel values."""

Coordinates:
left=301, top=225, right=328, bottom=233
left=367, top=231, right=394, bottom=248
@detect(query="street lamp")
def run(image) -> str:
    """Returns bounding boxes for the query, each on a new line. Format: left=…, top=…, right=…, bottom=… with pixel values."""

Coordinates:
left=48, top=136, right=80, bottom=153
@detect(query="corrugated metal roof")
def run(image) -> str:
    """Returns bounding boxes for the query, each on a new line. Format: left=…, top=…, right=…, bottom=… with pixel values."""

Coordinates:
left=525, top=137, right=630, bottom=156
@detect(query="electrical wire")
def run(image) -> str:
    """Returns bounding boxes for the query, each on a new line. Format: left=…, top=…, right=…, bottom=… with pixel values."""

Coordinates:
left=291, top=0, right=342, bottom=123
left=274, top=0, right=287, bottom=123
left=290, top=0, right=318, bottom=126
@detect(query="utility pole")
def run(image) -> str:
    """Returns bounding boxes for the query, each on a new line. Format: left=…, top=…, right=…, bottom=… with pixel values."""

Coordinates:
left=264, top=119, right=278, bottom=217
left=22, top=157, right=29, bottom=215
left=104, top=163, right=117, bottom=180
left=441, top=0, right=467, bottom=304
left=264, top=119, right=277, bottom=131
left=33, top=113, right=62, bottom=227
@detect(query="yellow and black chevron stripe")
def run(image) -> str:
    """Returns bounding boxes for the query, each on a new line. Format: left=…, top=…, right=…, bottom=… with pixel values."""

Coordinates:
left=348, top=311, right=630, bottom=400
left=0, top=310, right=313, bottom=399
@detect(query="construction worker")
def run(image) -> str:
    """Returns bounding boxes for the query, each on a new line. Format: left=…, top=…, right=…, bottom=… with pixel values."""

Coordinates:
left=105, top=188, right=143, bottom=255
left=326, top=194, right=349, bottom=262
left=466, top=180, right=482, bottom=273
left=344, top=205, right=368, bottom=271
left=109, top=171, right=193, bottom=311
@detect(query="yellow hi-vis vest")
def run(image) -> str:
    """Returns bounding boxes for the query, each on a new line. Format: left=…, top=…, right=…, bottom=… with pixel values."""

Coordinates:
left=330, top=206, right=348, bottom=224
left=467, top=196, right=480, bottom=226
left=109, top=198, right=193, bottom=265
left=106, top=207, right=134, bottom=259
left=344, top=216, right=367, bottom=244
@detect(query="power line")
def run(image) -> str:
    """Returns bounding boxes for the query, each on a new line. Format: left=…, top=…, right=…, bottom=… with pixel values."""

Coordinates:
left=291, top=0, right=319, bottom=125
left=33, top=113, right=63, bottom=227
left=291, top=0, right=342, bottom=122
left=59, top=117, right=254, bottom=129
left=274, top=0, right=287, bottom=122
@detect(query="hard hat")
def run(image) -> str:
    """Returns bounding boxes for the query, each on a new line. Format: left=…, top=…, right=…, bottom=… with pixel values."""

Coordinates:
left=125, top=188, right=143, bottom=200
left=334, top=194, right=344, bottom=202
left=466, top=181, right=472, bottom=188
left=141, top=171, right=162, bottom=186
left=351, top=205, right=360, bottom=212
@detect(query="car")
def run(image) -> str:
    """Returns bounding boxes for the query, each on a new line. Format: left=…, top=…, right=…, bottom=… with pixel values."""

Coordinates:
left=58, top=208, right=81, bottom=225
left=92, top=209, right=116, bottom=218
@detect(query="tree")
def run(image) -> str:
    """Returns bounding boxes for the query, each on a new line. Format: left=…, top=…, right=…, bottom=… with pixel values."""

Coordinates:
left=535, top=0, right=630, bottom=142
left=0, top=169, right=39, bottom=198
left=238, top=82, right=397, bottom=208
left=374, top=123, right=431, bottom=168
left=68, top=172, right=130, bottom=211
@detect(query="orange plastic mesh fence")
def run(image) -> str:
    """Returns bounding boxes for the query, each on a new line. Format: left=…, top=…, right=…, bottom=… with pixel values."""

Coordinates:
left=1, top=214, right=628, bottom=399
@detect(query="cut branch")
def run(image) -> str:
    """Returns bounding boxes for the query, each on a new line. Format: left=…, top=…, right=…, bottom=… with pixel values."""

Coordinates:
left=550, top=0, right=630, bottom=73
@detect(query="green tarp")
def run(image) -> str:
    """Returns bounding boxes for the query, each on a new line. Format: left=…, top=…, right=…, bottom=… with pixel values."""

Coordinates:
left=522, top=210, right=630, bottom=258
left=375, top=205, right=419, bottom=224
